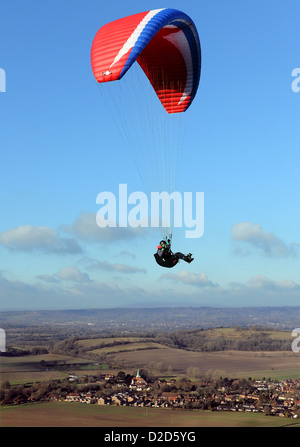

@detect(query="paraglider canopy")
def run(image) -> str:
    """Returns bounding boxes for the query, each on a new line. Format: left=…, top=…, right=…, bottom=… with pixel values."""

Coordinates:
left=91, top=8, right=201, bottom=113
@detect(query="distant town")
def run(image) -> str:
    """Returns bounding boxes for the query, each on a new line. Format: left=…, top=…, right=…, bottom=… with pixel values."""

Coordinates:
left=2, top=369, right=300, bottom=419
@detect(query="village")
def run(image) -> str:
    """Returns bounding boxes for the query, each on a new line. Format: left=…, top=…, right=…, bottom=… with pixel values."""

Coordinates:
left=2, top=367, right=300, bottom=419
left=60, top=371, right=300, bottom=419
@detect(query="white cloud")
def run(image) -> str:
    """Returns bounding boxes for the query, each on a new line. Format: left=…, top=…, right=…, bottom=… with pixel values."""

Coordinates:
left=0, top=211, right=148, bottom=256
left=1, top=268, right=300, bottom=310
left=231, top=222, right=296, bottom=258
left=247, top=275, right=300, bottom=291
left=56, top=266, right=91, bottom=283
left=62, top=212, right=147, bottom=243
left=0, top=225, right=81, bottom=254
left=36, top=274, right=60, bottom=283
left=37, top=266, right=91, bottom=284
left=0, top=270, right=125, bottom=311
left=86, top=258, right=146, bottom=274
left=161, top=270, right=218, bottom=288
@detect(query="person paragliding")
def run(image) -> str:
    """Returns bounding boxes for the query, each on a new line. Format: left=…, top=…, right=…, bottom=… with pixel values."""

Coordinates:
left=154, top=238, right=194, bottom=268
left=91, top=9, right=201, bottom=267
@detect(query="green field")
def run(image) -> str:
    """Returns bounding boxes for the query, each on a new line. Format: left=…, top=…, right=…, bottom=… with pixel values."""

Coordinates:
left=108, top=348, right=300, bottom=380
left=1, top=348, right=299, bottom=386
left=1, top=402, right=299, bottom=427
left=76, top=337, right=145, bottom=348
left=88, top=342, right=165, bottom=355
left=0, top=354, right=93, bottom=385
left=200, top=327, right=292, bottom=340
left=73, top=328, right=294, bottom=360
left=75, top=337, right=166, bottom=355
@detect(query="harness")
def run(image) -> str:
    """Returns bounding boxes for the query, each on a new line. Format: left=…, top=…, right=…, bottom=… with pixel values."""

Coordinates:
left=154, top=253, right=178, bottom=268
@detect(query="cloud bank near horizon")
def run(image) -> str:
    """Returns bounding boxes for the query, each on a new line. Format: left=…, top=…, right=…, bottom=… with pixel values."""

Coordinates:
left=1, top=268, right=299, bottom=311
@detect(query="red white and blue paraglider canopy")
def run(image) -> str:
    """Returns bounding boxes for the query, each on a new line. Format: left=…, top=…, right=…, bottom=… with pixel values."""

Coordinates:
left=91, top=8, right=201, bottom=114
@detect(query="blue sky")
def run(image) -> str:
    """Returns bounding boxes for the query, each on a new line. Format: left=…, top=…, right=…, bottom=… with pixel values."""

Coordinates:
left=0, top=0, right=299, bottom=310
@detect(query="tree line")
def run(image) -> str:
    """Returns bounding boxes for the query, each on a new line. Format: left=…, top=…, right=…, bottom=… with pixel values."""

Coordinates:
left=154, top=328, right=291, bottom=352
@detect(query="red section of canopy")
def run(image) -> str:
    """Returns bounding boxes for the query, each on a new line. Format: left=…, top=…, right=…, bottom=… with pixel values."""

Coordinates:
left=91, top=11, right=149, bottom=84
left=91, top=9, right=199, bottom=113
left=137, top=27, right=189, bottom=113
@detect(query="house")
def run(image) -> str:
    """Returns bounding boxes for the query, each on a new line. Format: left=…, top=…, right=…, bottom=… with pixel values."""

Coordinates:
left=105, top=374, right=115, bottom=381
left=65, top=393, right=81, bottom=402
left=130, top=370, right=148, bottom=391
left=68, top=375, right=79, bottom=382
left=81, top=392, right=93, bottom=403
left=111, top=395, right=123, bottom=406
left=97, top=396, right=111, bottom=405
left=161, top=392, right=179, bottom=403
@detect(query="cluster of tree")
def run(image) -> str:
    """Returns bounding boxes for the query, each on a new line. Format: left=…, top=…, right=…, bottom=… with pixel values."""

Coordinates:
left=154, top=328, right=291, bottom=352
left=0, top=379, right=61, bottom=405
left=51, top=337, right=82, bottom=356
left=1, top=347, right=48, bottom=357
left=0, top=370, right=129, bottom=405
